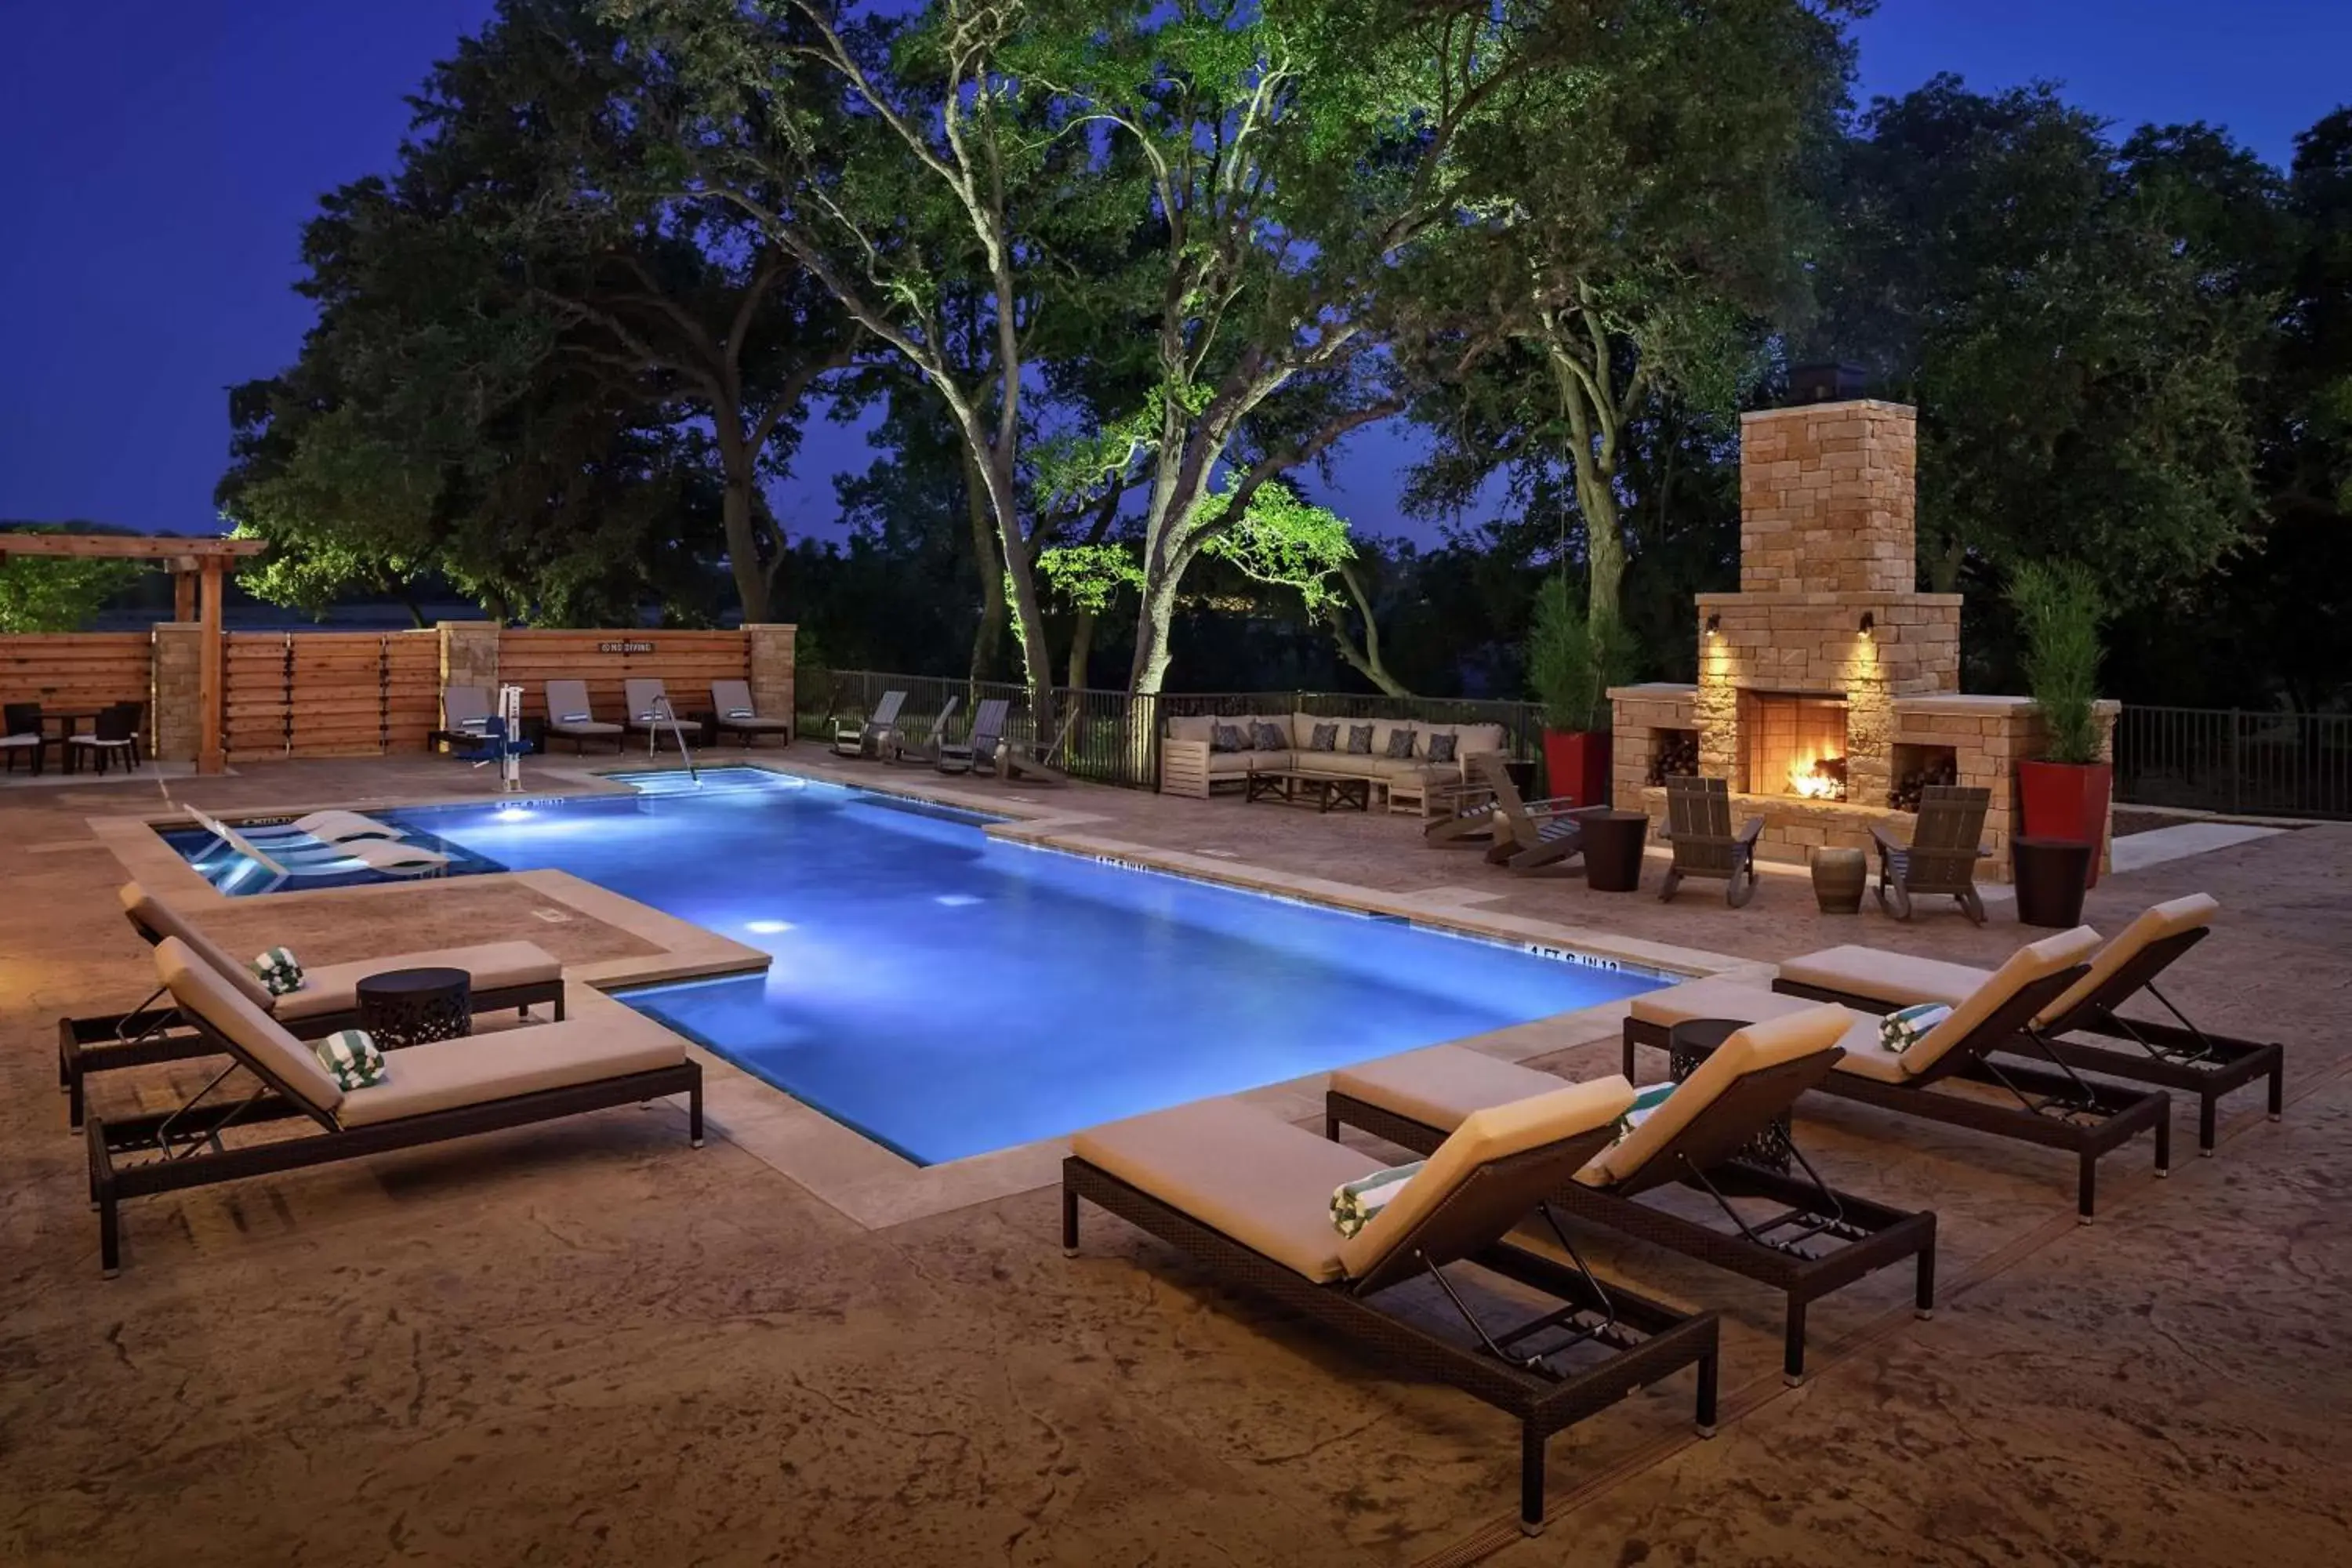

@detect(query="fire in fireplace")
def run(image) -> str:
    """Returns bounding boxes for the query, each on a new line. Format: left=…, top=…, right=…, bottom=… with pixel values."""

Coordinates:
left=1789, top=753, right=1848, bottom=801
left=1741, top=691, right=1850, bottom=802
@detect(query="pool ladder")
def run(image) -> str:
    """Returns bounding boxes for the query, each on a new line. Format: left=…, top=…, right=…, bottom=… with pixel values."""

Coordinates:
left=646, top=695, right=701, bottom=786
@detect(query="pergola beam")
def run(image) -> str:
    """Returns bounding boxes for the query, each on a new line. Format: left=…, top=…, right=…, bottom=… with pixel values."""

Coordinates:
left=0, top=534, right=266, bottom=562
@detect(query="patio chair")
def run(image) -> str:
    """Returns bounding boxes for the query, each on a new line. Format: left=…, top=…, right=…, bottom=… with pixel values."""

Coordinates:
left=430, top=685, right=496, bottom=753
left=1772, top=894, right=2283, bottom=1156
left=58, top=882, right=565, bottom=1129
left=67, top=704, right=139, bottom=775
left=1658, top=776, right=1763, bottom=908
left=1424, top=768, right=1504, bottom=846
left=186, top=808, right=450, bottom=890
left=1478, top=755, right=1608, bottom=873
left=227, top=808, right=405, bottom=845
left=710, top=679, right=790, bottom=747
left=543, top=681, right=625, bottom=754
left=1063, top=1079, right=1721, bottom=1537
left=111, top=699, right=147, bottom=768
left=1001, top=703, right=1076, bottom=786
left=1621, top=925, right=2173, bottom=1221
left=891, top=695, right=961, bottom=767
left=622, top=678, right=681, bottom=748
left=832, top=689, right=906, bottom=759
left=85, top=937, right=699, bottom=1275
left=2, top=702, right=44, bottom=775
left=1872, top=784, right=1991, bottom=924
left=937, top=698, right=1009, bottom=776
left=1327, top=1007, right=1936, bottom=1386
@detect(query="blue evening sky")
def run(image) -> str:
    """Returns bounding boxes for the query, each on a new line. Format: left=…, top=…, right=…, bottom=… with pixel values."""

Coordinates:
left=1, top=0, right=2345, bottom=547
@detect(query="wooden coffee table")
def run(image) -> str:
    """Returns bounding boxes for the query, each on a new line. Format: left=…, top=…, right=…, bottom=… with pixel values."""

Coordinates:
left=1244, top=767, right=1372, bottom=813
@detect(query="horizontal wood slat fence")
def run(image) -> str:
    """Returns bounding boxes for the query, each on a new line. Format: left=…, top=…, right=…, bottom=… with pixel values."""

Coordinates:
left=491, top=630, right=751, bottom=724
left=0, top=633, right=152, bottom=713
left=225, top=631, right=443, bottom=759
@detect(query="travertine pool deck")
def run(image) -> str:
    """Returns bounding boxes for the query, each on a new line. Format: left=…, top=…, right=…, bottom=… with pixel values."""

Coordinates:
left=2, top=746, right=2348, bottom=1566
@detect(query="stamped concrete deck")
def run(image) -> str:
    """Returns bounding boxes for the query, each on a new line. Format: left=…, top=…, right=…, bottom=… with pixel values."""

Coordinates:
left=2, top=747, right=2348, bottom=1566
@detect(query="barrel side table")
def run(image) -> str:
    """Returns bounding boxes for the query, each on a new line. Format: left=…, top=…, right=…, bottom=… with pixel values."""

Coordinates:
left=354, top=967, right=473, bottom=1047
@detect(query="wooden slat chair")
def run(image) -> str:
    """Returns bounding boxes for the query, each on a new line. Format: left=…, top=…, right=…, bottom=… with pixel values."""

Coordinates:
left=1873, top=785, right=1991, bottom=924
left=1658, top=777, right=1763, bottom=908
left=1478, top=755, right=1606, bottom=873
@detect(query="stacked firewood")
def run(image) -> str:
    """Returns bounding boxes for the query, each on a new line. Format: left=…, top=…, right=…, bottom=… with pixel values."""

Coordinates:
left=1887, top=751, right=1959, bottom=811
left=1646, top=731, right=1700, bottom=785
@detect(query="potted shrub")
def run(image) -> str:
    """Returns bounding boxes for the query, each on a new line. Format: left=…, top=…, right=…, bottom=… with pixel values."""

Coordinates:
left=1526, top=582, right=1627, bottom=808
left=2009, top=561, right=2112, bottom=886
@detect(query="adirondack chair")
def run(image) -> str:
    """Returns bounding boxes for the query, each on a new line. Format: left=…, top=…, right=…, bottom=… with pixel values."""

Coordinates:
left=891, top=695, right=962, bottom=766
left=1873, top=785, right=1991, bottom=924
left=1477, top=754, right=1607, bottom=873
left=832, top=689, right=906, bottom=759
left=1659, top=776, right=1765, bottom=908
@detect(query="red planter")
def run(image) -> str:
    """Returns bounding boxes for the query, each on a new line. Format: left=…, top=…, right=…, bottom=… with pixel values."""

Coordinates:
left=2017, top=760, right=2113, bottom=889
left=1541, top=730, right=1614, bottom=809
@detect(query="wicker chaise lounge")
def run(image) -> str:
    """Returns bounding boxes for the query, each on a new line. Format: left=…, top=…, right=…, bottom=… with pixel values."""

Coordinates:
left=543, top=680, right=626, bottom=754
left=709, top=679, right=791, bottom=746
left=85, top=939, right=699, bottom=1275
left=1658, top=776, right=1764, bottom=907
left=1063, top=1082, right=1721, bottom=1537
left=1326, top=1009, right=1937, bottom=1386
left=1621, top=927, right=2172, bottom=1221
left=59, top=883, right=566, bottom=1128
left=1772, top=894, right=2281, bottom=1155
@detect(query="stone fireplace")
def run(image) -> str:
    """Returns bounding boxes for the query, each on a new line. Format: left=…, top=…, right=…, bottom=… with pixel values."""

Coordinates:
left=1608, top=397, right=2117, bottom=881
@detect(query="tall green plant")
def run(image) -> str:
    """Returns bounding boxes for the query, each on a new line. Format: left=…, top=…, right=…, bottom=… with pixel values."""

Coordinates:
left=1526, top=582, right=1628, bottom=734
left=2010, top=561, right=2107, bottom=764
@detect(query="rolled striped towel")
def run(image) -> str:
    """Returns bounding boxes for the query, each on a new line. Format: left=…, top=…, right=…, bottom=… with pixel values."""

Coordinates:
left=1331, top=1161, right=1423, bottom=1239
left=1613, top=1080, right=1679, bottom=1143
left=313, top=1029, right=388, bottom=1091
left=251, top=946, right=304, bottom=997
left=557, top=711, right=590, bottom=724
left=1880, top=1003, right=1953, bottom=1053
left=725, top=708, right=753, bottom=719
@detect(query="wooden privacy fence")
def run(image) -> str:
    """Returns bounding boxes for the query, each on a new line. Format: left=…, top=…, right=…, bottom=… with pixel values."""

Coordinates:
left=223, top=631, right=441, bottom=759
left=492, top=630, right=752, bottom=724
left=0, top=633, right=152, bottom=713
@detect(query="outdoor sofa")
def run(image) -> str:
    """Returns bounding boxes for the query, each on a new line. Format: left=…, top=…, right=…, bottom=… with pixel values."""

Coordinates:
left=1159, top=711, right=1506, bottom=805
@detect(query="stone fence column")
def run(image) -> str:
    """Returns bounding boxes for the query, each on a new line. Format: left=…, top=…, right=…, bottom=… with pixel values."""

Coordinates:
left=440, top=620, right=502, bottom=699
left=745, top=624, right=797, bottom=730
left=152, top=623, right=201, bottom=761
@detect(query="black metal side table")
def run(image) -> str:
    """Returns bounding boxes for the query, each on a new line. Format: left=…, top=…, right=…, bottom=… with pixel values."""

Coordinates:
left=355, top=967, right=473, bottom=1047
left=1664, top=1017, right=1794, bottom=1173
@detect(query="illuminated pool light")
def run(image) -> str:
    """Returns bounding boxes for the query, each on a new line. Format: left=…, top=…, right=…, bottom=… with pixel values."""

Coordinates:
left=935, top=894, right=981, bottom=907
left=495, top=807, right=535, bottom=822
left=745, top=919, right=794, bottom=935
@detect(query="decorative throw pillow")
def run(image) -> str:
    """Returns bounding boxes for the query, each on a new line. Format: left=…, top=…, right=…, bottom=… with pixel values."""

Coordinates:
left=1345, top=724, right=1375, bottom=755
left=1612, top=1080, right=1679, bottom=1143
left=251, top=947, right=304, bottom=998
left=1250, top=720, right=1288, bottom=752
left=1425, top=732, right=1458, bottom=764
left=1210, top=722, right=1248, bottom=753
left=1879, top=1003, right=1953, bottom=1053
left=1384, top=728, right=1418, bottom=760
left=724, top=707, right=754, bottom=720
left=1331, top=1160, right=1422, bottom=1239
left=1308, top=723, right=1339, bottom=753
left=459, top=716, right=492, bottom=732
left=314, top=1029, right=388, bottom=1091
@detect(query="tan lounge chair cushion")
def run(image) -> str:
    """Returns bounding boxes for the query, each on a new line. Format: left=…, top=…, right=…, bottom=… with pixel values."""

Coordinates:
left=122, top=883, right=278, bottom=1011
left=1073, top=1099, right=1385, bottom=1283
left=154, top=938, right=346, bottom=1115
left=1330, top=1047, right=1562, bottom=1134
left=1630, top=977, right=1900, bottom=1079
left=1898, top=925, right=2100, bottom=1076
left=546, top=718, right=623, bottom=735
left=273, top=942, right=563, bottom=1022
left=1582, top=1007, right=1849, bottom=1187
left=1338, top=1076, right=1635, bottom=1280
left=1777, top=946, right=1984, bottom=1011
left=719, top=713, right=790, bottom=731
left=2038, top=895, right=2216, bottom=1023
left=333, top=1011, right=686, bottom=1127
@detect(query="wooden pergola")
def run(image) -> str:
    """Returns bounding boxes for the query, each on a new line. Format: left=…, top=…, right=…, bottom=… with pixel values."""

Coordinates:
left=0, top=533, right=268, bottom=775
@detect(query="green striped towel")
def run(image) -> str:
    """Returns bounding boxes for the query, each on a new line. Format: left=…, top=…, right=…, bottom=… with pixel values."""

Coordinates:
left=1331, top=1161, right=1423, bottom=1239
left=725, top=708, right=754, bottom=719
left=1880, top=1003, right=1952, bottom=1053
left=251, top=946, right=304, bottom=997
left=314, top=1029, right=387, bottom=1091
left=1614, top=1080, right=1679, bottom=1143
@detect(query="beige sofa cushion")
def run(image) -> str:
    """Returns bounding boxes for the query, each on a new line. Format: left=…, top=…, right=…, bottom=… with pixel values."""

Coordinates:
left=1454, top=722, right=1508, bottom=759
left=155, top=938, right=346, bottom=1115
left=1367, top=720, right=1418, bottom=760
left=333, top=1011, right=687, bottom=1127
left=1899, top=925, right=2100, bottom=1076
left=1166, top=714, right=1214, bottom=745
left=1338, top=1076, right=1635, bottom=1279
left=1206, top=749, right=1294, bottom=776
left=122, top=883, right=275, bottom=1011
left=1073, top=1099, right=1385, bottom=1283
left=1581, top=1007, right=1849, bottom=1187
left=1331, top=1047, right=1563, bottom=1133
left=274, top=941, right=563, bottom=1023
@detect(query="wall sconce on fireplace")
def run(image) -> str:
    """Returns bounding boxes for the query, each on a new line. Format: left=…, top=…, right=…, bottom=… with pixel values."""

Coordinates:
left=1857, top=611, right=1875, bottom=638
left=1705, top=613, right=1722, bottom=636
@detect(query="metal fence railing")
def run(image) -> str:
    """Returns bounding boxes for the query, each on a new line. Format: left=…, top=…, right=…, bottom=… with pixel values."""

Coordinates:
left=2114, top=706, right=2352, bottom=819
left=799, top=670, right=1545, bottom=792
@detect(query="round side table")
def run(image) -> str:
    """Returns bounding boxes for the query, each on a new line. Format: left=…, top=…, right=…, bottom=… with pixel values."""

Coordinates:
left=1809, top=846, right=1867, bottom=913
left=355, top=967, right=473, bottom=1047
left=1667, top=1018, right=1794, bottom=1172
left=1581, top=811, right=1650, bottom=892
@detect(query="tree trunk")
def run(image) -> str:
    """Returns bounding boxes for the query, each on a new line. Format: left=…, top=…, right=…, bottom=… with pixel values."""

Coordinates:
left=961, top=448, right=1007, bottom=681
left=1127, top=573, right=1182, bottom=695
left=1576, top=466, right=1627, bottom=633
left=963, top=426, right=1056, bottom=731
left=717, top=424, right=771, bottom=624
left=1322, top=561, right=1410, bottom=695
left=1065, top=608, right=1096, bottom=691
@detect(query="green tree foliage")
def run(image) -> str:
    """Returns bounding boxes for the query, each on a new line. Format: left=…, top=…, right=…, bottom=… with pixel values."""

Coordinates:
left=0, top=524, right=143, bottom=633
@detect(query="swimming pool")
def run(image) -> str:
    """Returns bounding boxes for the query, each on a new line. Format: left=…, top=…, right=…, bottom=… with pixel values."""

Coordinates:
left=167, top=768, right=1668, bottom=1163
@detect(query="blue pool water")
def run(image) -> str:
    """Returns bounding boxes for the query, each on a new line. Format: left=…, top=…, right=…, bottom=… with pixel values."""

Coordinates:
left=168, top=768, right=1666, bottom=1163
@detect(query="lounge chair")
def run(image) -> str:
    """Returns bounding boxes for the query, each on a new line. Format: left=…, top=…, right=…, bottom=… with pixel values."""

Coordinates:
left=832, top=689, right=906, bottom=759
left=1873, top=784, right=1991, bottom=924
left=1772, top=894, right=2282, bottom=1155
left=710, top=679, right=790, bottom=747
left=58, top=881, right=566, bottom=1128
left=1327, top=1009, right=1937, bottom=1385
left=937, top=698, right=1009, bottom=776
left=206, top=806, right=405, bottom=845
left=543, top=680, right=626, bottom=754
left=891, top=695, right=962, bottom=767
left=622, top=678, right=682, bottom=748
left=86, top=938, right=699, bottom=1275
left=430, top=685, right=495, bottom=752
left=187, top=808, right=448, bottom=890
left=1001, top=703, right=1075, bottom=786
left=1621, top=926, right=2172, bottom=1220
left=1479, top=755, right=1608, bottom=873
left=1658, top=776, right=1763, bottom=908
left=1063, top=1080, right=1721, bottom=1537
